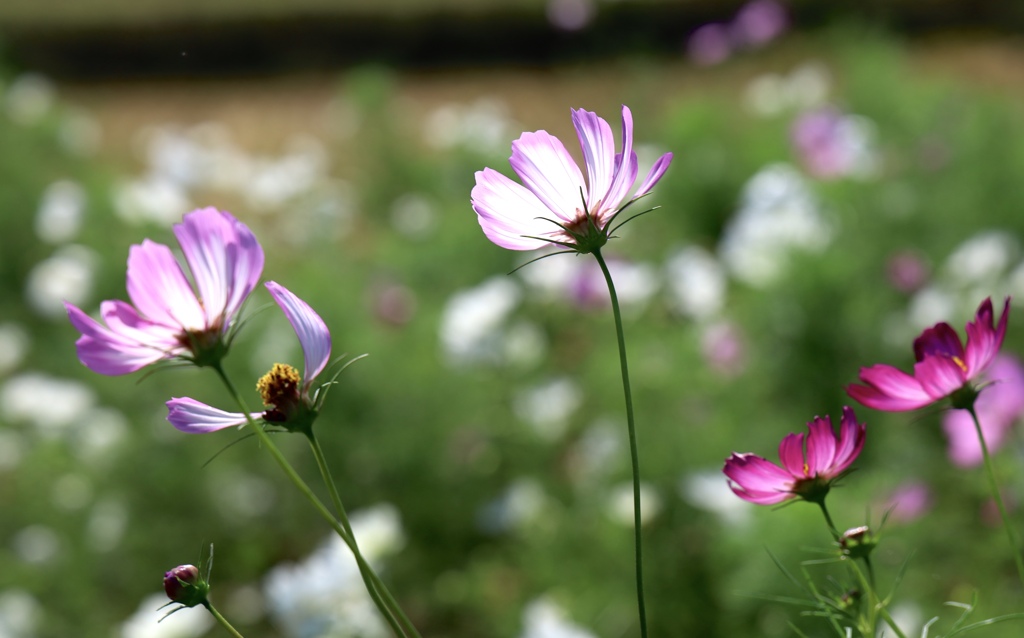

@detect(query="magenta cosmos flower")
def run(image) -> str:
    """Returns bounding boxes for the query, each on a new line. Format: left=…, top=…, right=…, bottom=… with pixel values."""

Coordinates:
left=166, top=281, right=332, bottom=434
left=723, top=407, right=866, bottom=505
left=65, top=208, right=264, bottom=375
left=471, top=105, right=673, bottom=254
left=848, top=297, right=1011, bottom=412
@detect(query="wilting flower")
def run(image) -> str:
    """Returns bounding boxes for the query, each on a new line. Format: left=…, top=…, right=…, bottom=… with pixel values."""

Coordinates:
left=471, top=105, right=672, bottom=254
left=166, top=281, right=332, bottom=434
left=943, top=354, right=1024, bottom=467
left=65, top=208, right=264, bottom=375
left=723, top=407, right=866, bottom=505
left=848, top=297, right=1011, bottom=412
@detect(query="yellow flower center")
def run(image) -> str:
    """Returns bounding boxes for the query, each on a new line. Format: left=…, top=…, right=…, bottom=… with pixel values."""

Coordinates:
left=257, top=363, right=301, bottom=409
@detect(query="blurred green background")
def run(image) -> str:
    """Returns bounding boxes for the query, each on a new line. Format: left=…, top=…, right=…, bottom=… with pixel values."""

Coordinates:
left=3, top=1, right=1024, bottom=637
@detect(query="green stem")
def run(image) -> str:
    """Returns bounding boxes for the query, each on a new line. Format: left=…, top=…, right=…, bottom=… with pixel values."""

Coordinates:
left=306, top=433, right=421, bottom=638
left=815, top=501, right=840, bottom=542
left=967, top=406, right=1024, bottom=587
left=592, top=248, right=648, bottom=638
left=211, top=366, right=413, bottom=637
left=846, top=556, right=906, bottom=638
left=203, top=601, right=244, bottom=638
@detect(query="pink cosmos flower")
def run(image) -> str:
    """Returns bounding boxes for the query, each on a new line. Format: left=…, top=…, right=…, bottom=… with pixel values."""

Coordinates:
left=848, top=297, right=1011, bottom=412
left=65, top=208, right=264, bottom=375
left=723, top=407, right=866, bottom=505
left=166, top=281, right=332, bottom=434
left=471, top=106, right=672, bottom=254
left=942, top=354, right=1024, bottom=467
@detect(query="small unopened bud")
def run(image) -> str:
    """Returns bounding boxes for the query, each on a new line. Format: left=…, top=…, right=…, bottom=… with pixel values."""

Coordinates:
left=838, top=588, right=861, bottom=611
left=839, top=525, right=877, bottom=560
left=163, top=564, right=209, bottom=608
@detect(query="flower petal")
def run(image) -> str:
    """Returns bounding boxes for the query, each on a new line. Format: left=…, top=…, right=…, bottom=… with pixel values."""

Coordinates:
left=847, top=364, right=934, bottom=411
left=571, top=108, right=616, bottom=213
left=126, top=240, right=205, bottom=331
left=777, top=432, right=806, bottom=478
left=509, top=130, right=586, bottom=221
left=471, top=168, right=559, bottom=250
left=723, top=452, right=794, bottom=504
left=266, top=281, right=332, bottom=387
left=830, top=406, right=866, bottom=476
left=963, top=297, right=1010, bottom=378
left=175, top=207, right=265, bottom=330
left=166, top=397, right=257, bottom=433
left=602, top=106, right=640, bottom=211
left=914, top=356, right=968, bottom=399
left=632, top=151, right=674, bottom=200
left=804, top=415, right=837, bottom=478
left=65, top=301, right=173, bottom=375
left=913, top=322, right=964, bottom=363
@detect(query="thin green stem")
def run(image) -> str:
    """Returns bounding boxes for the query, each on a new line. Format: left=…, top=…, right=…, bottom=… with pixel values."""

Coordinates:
left=211, top=367, right=414, bottom=638
left=967, top=406, right=1024, bottom=587
left=815, top=501, right=840, bottom=542
left=203, top=601, right=244, bottom=638
left=592, top=248, right=648, bottom=638
left=846, top=556, right=906, bottom=638
left=306, top=433, right=421, bottom=638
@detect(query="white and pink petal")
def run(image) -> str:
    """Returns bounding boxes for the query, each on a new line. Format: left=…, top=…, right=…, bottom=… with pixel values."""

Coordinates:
left=166, top=397, right=259, bottom=434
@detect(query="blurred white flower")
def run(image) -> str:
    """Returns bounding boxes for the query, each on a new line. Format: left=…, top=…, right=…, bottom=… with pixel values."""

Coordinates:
left=943, top=230, right=1017, bottom=287
left=119, top=593, right=213, bottom=638
left=477, top=478, right=548, bottom=534
left=439, top=277, right=522, bottom=366
left=906, top=285, right=957, bottom=332
left=0, top=323, right=30, bottom=376
left=86, top=497, right=129, bottom=553
left=519, top=597, right=597, bottom=638
left=51, top=473, right=94, bottom=511
left=74, top=407, right=129, bottom=465
left=35, top=180, right=87, bottom=244
left=390, top=192, right=438, bottom=239
left=0, top=589, right=41, bottom=638
left=791, top=107, right=880, bottom=180
left=664, top=246, right=727, bottom=319
left=0, top=372, right=96, bottom=435
left=5, top=73, right=55, bottom=125
left=718, top=163, right=831, bottom=287
left=264, top=504, right=404, bottom=638
left=57, top=108, right=103, bottom=156
left=424, top=98, right=517, bottom=152
left=11, top=525, right=59, bottom=564
left=514, top=377, right=583, bottom=440
left=606, top=482, right=662, bottom=527
left=566, top=419, right=622, bottom=485
left=25, top=244, right=98, bottom=317
left=679, top=470, right=751, bottom=526
left=113, top=175, right=193, bottom=226
left=744, top=62, right=830, bottom=117
left=245, top=135, right=328, bottom=211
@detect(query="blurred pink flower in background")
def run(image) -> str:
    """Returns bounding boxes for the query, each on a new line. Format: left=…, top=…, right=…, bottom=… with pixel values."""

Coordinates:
left=943, top=354, right=1024, bottom=467
left=724, top=407, right=866, bottom=505
left=848, top=297, right=1010, bottom=412
left=790, top=106, right=878, bottom=179
left=687, top=23, right=732, bottom=66
left=886, top=250, right=930, bottom=293
left=701, top=321, right=747, bottom=377
left=881, top=481, right=933, bottom=524
left=732, top=0, right=788, bottom=47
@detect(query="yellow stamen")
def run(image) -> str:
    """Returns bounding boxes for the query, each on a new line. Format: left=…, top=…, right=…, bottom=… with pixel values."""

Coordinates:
left=952, top=355, right=968, bottom=372
left=257, top=363, right=301, bottom=408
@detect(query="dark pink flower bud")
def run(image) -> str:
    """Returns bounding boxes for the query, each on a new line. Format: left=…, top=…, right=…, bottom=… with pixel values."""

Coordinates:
left=164, top=564, right=209, bottom=608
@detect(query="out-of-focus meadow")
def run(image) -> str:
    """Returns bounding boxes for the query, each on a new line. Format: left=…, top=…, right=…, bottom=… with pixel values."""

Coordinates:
left=4, top=1, right=1024, bottom=637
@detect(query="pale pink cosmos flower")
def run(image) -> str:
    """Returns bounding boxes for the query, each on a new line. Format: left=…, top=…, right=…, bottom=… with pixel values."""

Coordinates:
left=848, top=297, right=1011, bottom=412
left=471, top=106, right=672, bottom=254
left=943, top=354, right=1024, bottom=467
left=166, top=281, right=332, bottom=434
left=724, top=407, right=866, bottom=505
left=65, top=207, right=264, bottom=375
left=880, top=481, right=933, bottom=525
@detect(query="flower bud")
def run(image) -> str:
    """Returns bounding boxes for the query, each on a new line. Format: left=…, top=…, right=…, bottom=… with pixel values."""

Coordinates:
left=839, top=525, right=877, bottom=560
left=163, top=564, right=209, bottom=608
